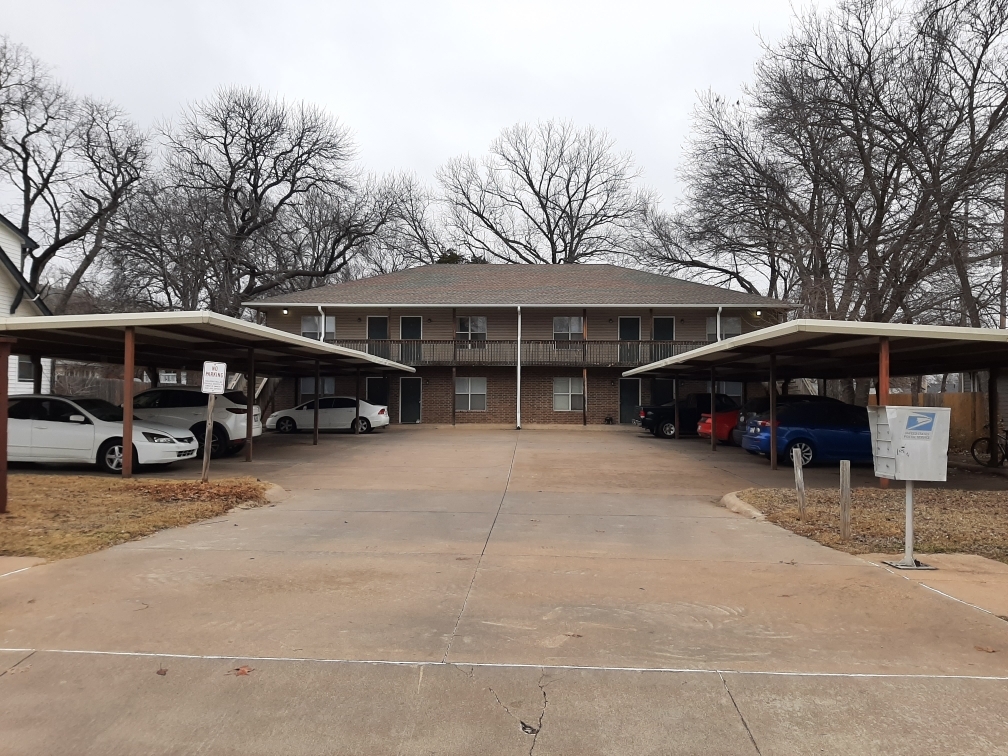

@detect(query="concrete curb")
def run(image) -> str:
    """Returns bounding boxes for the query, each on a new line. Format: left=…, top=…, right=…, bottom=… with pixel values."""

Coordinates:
left=720, top=491, right=765, bottom=520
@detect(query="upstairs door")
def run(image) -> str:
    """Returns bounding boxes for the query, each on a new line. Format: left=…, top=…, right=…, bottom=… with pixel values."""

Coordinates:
left=368, top=316, right=390, bottom=359
left=652, top=316, right=676, bottom=361
left=618, top=317, right=641, bottom=364
left=400, top=316, right=423, bottom=364
left=400, top=377, right=422, bottom=424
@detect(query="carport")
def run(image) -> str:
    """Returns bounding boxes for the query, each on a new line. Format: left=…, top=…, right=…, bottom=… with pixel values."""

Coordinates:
left=0, top=312, right=414, bottom=509
left=624, top=319, right=1008, bottom=469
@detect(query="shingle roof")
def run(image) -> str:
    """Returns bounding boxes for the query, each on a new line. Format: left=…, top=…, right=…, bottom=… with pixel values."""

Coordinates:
left=246, top=264, right=787, bottom=309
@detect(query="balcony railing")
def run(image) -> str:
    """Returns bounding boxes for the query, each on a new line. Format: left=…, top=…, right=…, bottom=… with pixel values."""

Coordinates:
left=333, top=339, right=708, bottom=367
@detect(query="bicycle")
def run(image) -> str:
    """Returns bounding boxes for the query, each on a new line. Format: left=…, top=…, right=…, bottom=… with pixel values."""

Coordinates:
left=970, top=426, right=1008, bottom=466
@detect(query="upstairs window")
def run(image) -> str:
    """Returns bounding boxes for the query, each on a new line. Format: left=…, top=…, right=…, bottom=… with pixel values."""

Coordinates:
left=553, top=316, right=584, bottom=342
left=456, top=316, right=487, bottom=341
left=301, top=315, right=336, bottom=342
left=455, top=377, right=487, bottom=411
left=553, top=377, right=584, bottom=412
left=706, top=316, right=741, bottom=342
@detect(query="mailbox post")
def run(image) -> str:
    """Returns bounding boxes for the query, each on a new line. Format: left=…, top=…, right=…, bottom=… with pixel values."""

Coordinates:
left=867, top=406, right=951, bottom=569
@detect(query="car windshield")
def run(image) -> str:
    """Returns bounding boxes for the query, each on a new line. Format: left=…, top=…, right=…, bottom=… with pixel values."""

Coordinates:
left=72, top=398, right=124, bottom=422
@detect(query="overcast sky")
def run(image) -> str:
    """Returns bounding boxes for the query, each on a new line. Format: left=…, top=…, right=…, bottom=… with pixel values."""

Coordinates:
left=5, top=0, right=805, bottom=207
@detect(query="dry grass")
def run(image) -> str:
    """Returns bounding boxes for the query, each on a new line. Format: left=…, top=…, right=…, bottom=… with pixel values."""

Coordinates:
left=739, top=486, right=1008, bottom=564
left=0, top=475, right=268, bottom=560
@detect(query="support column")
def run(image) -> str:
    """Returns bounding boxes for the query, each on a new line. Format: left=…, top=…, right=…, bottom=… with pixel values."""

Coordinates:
left=122, top=327, right=135, bottom=478
left=31, top=355, right=42, bottom=395
left=582, top=367, right=588, bottom=426
left=313, top=360, right=320, bottom=445
left=355, top=368, right=362, bottom=434
left=710, top=367, right=717, bottom=451
left=245, top=348, right=255, bottom=462
left=673, top=377, right=680, bottom=439
left=769, top=354, right=777, bottom=471
left=516, top=306, right=522, bottom=430
left=879, top=337, right=890, bottom=488
left=0, top=338, right=15, bottom=513
left=451, top=366, right=456, bottom=426
left=989, top=366, right=1000, bottom=467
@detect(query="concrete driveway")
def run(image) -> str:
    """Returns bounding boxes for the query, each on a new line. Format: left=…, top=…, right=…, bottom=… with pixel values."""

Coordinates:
left=1, top=426, right=1006, bottom=755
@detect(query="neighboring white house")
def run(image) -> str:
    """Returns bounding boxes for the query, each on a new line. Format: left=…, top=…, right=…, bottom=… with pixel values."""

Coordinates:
left=0, top=213, right=51, bottom=395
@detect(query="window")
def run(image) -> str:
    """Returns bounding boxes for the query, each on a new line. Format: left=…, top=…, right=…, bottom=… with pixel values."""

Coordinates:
left=300, top=376, right=336, bottom=396
left=41, top=399, right=81, bottom=423
left=332, top=397, right=357, bottom=409
left=17, top=355, right=33, bottom=382
left=301, top=315, right=335, bottom=342
left=132, top=391, right=163, bottom=409
left=456, top=316, right=487, bottom=341
left=8, top=397, right=44, bottom=420
left=553, top=316, right=584, bottom=341
left=455, top=377, right=487, bottom=411
left=653, top=317, right=676, bottom=341
left=553, top=377, right=584, bottom=412
left=706, top=316, right=741, bottom=342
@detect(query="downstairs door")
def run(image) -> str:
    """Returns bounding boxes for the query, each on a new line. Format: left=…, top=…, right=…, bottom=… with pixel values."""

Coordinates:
left=619, top=378, right=640, bottom=424
left=400, top=377, right=422, bottom=424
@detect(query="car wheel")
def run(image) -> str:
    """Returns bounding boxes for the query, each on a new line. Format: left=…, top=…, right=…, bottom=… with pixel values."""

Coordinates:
left=192, top=424, right=229, bottom=458
left=786, top=440, right=815, bottom=466
left=97, top=438, right=138, bottom=475
left=659, top=421, right=676, bottom=438
left=276, top=416, right=296, bottom=434
left=352, top=417, right=371, bottom=434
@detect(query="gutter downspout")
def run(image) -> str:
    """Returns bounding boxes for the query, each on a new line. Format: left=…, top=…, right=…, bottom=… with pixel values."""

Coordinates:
left=317, top=306, right=326, bottom=342
left=716, top=306, right=723, bottom=342
left=516, top=305, right=522, bottom=430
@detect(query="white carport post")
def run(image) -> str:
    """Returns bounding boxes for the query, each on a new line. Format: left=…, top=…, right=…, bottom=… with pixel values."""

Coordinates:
left=122, top=327, right=135, bottom=478
left=516, top=305, right=522, bottom=430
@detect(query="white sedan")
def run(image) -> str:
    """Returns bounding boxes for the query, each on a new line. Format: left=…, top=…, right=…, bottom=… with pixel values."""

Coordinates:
left=266, top=397, right=389, bottom=434
left=8, top=395, right=199, bottom=474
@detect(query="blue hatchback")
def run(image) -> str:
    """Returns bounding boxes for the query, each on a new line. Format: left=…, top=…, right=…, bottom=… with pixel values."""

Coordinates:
left=740, top=400, right=873, bottom=465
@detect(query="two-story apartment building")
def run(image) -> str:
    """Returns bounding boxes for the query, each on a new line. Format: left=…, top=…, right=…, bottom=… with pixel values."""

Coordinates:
left=246, top=264, right=787, bottom=426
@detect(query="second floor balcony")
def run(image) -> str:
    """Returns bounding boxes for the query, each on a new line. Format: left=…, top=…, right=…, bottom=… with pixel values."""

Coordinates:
left=333, top=339, right=709, bottom=368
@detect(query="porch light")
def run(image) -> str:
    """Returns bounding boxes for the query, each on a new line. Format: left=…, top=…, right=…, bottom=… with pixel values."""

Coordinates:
left=756, top=310, right=762, bottom=316
left=282, top=309, right=288, bottom=315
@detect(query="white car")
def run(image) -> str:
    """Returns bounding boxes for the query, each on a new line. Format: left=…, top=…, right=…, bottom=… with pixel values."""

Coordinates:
left=8, top=395, right=199, bottom=474
left=130, top=387, right=262, bottom=457
left=266, top=397, right=389, bottom=434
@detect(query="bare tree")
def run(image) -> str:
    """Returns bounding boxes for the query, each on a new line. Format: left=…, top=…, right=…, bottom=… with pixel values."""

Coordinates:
left=439, top=121, right=650, bottom=264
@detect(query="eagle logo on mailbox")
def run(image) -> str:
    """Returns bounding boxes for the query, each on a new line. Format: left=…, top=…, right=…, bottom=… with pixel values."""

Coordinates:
left=904, top=411, right=936, bottom=439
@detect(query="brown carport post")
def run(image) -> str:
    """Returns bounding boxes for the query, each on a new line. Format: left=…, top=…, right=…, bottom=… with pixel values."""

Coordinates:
left=0, top=337, right=15, bottom=513
left=313, top=360, right=320, bottom=445
left=355, top=368, right=361, bottom=434
left=245, top=348, right=255, bottom=462
left=769, top=354, right=777, bottom=471
left=122, top=327, right=135, bottom=478
left=989, top=365, right=1000, bottom=467
left=710, top=367, right=717, bottom=451
left=879, top=337, right=890, bottom=488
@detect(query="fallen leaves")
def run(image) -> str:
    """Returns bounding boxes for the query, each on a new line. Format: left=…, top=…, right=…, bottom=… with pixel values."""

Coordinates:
left=739, top=487, right=1008, bottom=564
left=975, top=646, right=998, bottom=653
left=229, top=665, right=255, bottom=676
left=156, top=666, right=167, bottom=676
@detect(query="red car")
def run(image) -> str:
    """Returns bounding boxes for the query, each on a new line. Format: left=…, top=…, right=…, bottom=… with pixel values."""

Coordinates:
left=697, top=409, right=741, bottom=443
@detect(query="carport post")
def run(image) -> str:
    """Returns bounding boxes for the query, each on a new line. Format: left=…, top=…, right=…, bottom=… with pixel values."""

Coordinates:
left=0, top=338, right=15, bottom=513
left=31, top=355, right=42, bottom=394
left=451, top=366, right=456, bottom=426
left=355, top=368, right=361, bottom=434
left=122, top=326, right=135, bottom=478
left=710, top=367, right=717, bottom=451
left=769, top=354, right=778, bottom=471
left=245, top=348, right=255, bottom=462
left=673, top=378, right=680, bottom=439
left=313, top=360, right=320, bottom=446
left=879, top=337, right=890, bottom=489
left=989, top=365, right=1000, bottom=467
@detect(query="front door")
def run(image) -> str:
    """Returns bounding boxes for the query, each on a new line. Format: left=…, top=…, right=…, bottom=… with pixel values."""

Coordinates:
left=400, top=316, right=422, bottom=364
left=619, top=378, right=640, bottom=424
left=368, top=316, right=390, bottom=359
left=618, top=317, right=640, bottom=364
left=400, top=377, right=422, bottom=424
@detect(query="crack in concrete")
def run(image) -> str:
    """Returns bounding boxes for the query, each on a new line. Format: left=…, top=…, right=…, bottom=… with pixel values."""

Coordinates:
left=441, top=434, right=519, bottom=664
left=527, top=671, right=548, bottom=756
left=718, top=671, right=761, bottom=755
left=0, top=649, right=36, bottom=678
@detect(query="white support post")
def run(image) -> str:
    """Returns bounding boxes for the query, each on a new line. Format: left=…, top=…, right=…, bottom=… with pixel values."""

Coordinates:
left=516, top=305, right=522, bottom=430
left=902, top=480, right=914, bottom=567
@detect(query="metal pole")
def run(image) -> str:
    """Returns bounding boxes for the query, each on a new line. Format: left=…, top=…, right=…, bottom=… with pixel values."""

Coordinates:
left=122, top=327, right=135, bottom=478
left=313, top=360, right=320, bottom=445
left=879, top=337, right=890, bottom=489
left=355, top=368, right=362, bottom=434
left=989, top=365, right=1000, bottom=467
left=516, top=305, right=522, bottom=430
left=903, top=480, right=915, bottom=566
left=451, top=366, right=456, bottom=426
left=710, top=367, right=717, bottom=451
left=840, top=460, right=851, bottom=541
left=245, top=347, right=255, bottom=462
left=769, top=354, right=778, bottom=470
left=673, top=377, right=680, bottom=439
left=582, top=367, right=588, bottom=426
left=31, top=355, right=42, bottom=395
left=0, top=339, right=13, bottom=513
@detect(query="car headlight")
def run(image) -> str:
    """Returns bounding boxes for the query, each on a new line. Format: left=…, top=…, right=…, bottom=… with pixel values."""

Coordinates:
left=142, top=432, right=174, bottom=444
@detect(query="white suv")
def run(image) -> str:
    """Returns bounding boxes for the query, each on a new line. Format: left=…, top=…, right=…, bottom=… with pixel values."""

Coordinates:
left=130, top=388, right=262, bottom=457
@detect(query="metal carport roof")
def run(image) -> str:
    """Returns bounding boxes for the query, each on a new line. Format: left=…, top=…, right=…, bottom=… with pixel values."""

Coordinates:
left=623, top=319, right=1008, bottom=381
left=0, top=311, right=415, bottom=376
